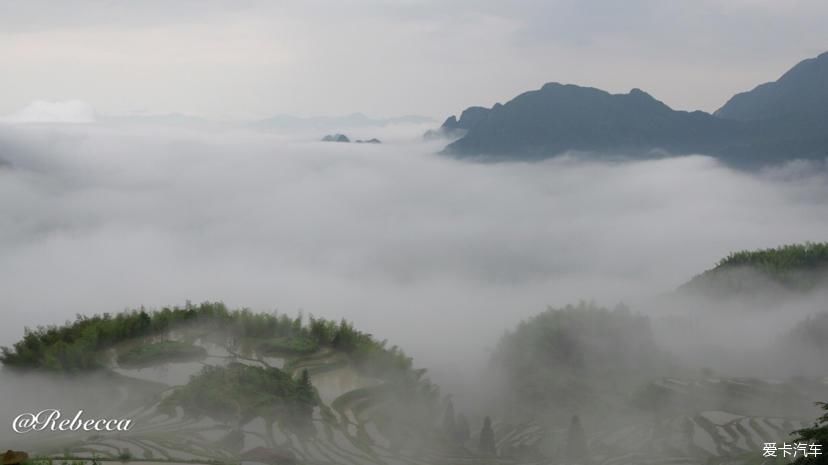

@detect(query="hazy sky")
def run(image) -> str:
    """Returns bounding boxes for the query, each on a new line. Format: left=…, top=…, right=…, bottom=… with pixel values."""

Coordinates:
left=1, top=0, right=827, bottom=119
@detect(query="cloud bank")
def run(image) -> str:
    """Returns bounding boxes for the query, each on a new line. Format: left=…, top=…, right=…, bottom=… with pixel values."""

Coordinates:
left=1, top=124, right=827, bottom=372
left=3, top=100, right=96, bottom=123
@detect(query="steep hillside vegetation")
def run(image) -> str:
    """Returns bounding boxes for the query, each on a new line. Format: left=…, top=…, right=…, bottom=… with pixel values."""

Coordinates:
left=490, top=302, right=675, bottom=420
left=680, top=242, right=828, bottom=297
left=0, top=302, right=411, bottom=374
left=0, top=303, right=473, bottom=465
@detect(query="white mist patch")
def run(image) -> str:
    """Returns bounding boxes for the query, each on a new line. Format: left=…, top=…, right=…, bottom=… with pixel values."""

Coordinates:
left=3, top=100, right=96, bottom=123
left=111, top=361, right=206, bottom=386
left=311, top=367, right=381, bottom=405
left=0, top=124, right=828, bottom=375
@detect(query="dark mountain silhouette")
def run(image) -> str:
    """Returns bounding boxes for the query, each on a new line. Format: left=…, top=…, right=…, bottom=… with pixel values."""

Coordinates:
left=442, top=83, right=740, bottom=160
left=321, top=134, right=350, bottom=142
left=715, top=51, right=828, bottom=122
left=438, top=52, right=828, bottom=166
left=442, top=106, right=489, bottom=133
left=320, top=134, right=382, bottom=144
left=423, top=107, right=489, bottom=140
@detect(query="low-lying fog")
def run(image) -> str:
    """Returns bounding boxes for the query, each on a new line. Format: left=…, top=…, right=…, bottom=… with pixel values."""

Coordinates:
left=1, top=122, right=828, bottom=379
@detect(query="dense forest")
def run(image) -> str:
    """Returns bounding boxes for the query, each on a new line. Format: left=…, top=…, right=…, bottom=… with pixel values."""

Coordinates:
left=680, top=242, right=828, bottom=296
left=489, top=302, right=675, bottom=421
left=0, top=301, right=412, bottom=377
left=117, top=340, right=208, bottom=368
left=159, top=363, right=318, bottom=435
left=794, top=402, right=828, bottom=465
left=716, top=243, right=828, bottom=271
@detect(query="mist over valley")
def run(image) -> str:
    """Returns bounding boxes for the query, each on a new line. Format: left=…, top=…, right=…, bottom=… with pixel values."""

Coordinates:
left=2, top=3, right=828, bottom=464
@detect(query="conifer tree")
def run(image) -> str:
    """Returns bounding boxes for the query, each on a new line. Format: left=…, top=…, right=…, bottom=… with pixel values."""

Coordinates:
left=793, top=402, right=828, bottom=465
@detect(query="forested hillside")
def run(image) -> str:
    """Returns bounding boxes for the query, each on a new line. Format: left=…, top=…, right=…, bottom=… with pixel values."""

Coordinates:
left=680, top=242, right=828, bottom=296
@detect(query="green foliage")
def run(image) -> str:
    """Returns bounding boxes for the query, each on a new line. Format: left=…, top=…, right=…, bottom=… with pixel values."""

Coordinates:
left=718, top=242, right=828, bottom=272
left=792, top=402, right=828, bottom=465
left=1, top=301, right=416, bottom=380
left=0, top=303, right=225, bottom=371
left=308, top=317, right=338, bottom=346
left=116, top=340, right=207, bottom=368
left=117, top=448, right=132, bottom=462
left=682, top=242, right=828, bottom=295
left=491, top=302, right=669, bottom=417
left=257, top=335, right=320, bottom=355
left=21, top=460, right=53, bottom=465
left=298, top=368, right=312, bottom=391
left=159, top=362, right=317, bottom=430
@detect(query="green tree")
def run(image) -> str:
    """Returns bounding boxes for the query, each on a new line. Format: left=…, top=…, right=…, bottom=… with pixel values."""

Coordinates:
left=299, top=368, right=312, bottom=390
left=793, top=402, right=828, bottom=465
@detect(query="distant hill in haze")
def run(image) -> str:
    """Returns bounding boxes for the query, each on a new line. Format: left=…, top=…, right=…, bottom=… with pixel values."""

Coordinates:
left=715, top=51, right=828, bottom=122
left=490, top=302, right=673, bottom=420
left=424, top=106, right=490, bottom=140
left=437, top=51, right=828, bottom=166
left=442, top=84, right=741, bottom=160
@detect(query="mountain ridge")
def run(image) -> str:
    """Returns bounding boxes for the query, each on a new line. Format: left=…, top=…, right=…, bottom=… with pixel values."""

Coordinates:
left=715, top=51, right=828, bottom=121
left=437, top=51, right=828, bottom=166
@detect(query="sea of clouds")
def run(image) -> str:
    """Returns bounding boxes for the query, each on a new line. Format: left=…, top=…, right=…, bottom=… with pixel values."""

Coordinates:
left=1, top=119, right=828, bottom=375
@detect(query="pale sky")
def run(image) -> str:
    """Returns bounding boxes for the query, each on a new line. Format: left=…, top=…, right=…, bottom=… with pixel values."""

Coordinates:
left=1, top=0, right=827, bottom=119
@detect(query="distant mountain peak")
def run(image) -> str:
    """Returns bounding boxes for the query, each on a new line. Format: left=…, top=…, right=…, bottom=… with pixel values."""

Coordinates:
left=715, top=50, right=828, bottom=121
left=433, top=51, right=828, bottom=166
left=440, top=81, right=722, bottom=159
left=540, top=81, right=565, bottom=90
left=628, top=87, right=654, bottom=99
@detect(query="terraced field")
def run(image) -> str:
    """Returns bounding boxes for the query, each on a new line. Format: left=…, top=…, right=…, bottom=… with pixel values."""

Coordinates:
left=12, top=332, right=824, bottom=465
left=12, top=332, right=447, bottom=465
